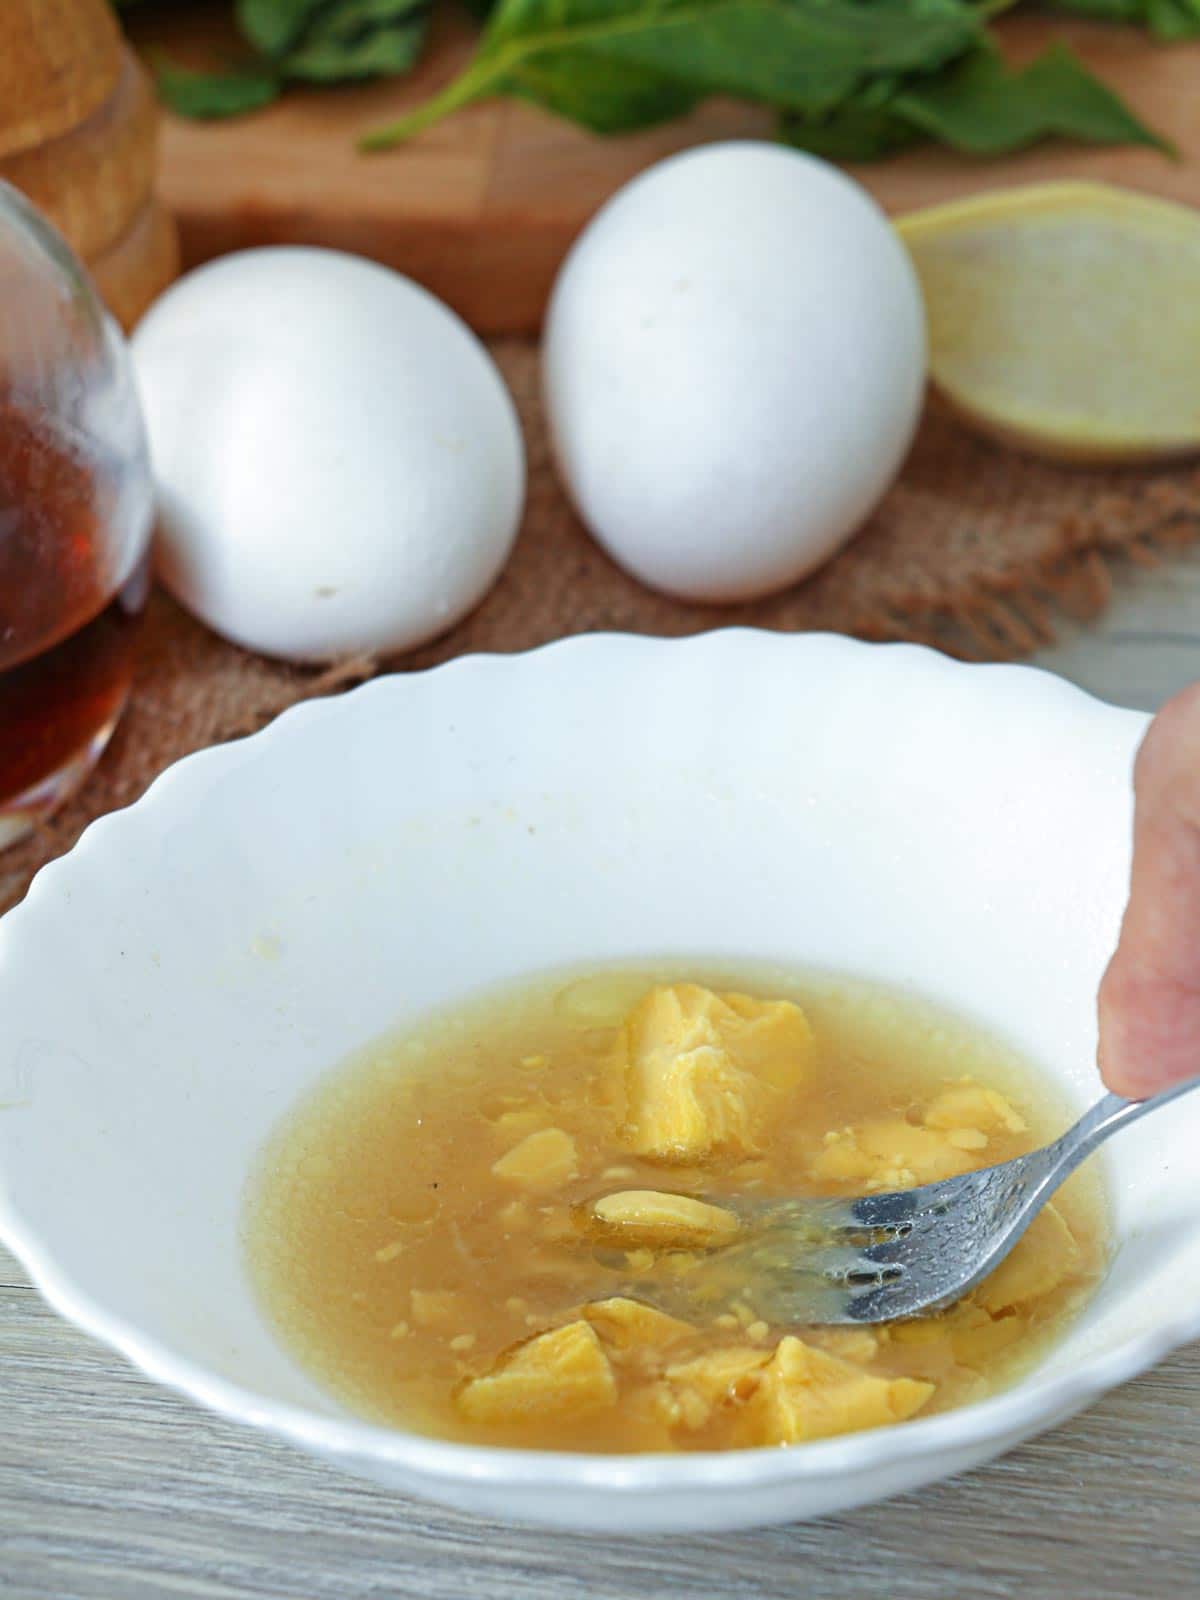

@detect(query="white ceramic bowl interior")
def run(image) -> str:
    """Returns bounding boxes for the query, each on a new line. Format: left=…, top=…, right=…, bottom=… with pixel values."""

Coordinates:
left=1, top=631, right=1195, bottom=1533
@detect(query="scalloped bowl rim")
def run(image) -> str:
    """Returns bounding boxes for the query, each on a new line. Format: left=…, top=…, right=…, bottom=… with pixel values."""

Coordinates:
left=0, top=629, right=1185, bottom=1500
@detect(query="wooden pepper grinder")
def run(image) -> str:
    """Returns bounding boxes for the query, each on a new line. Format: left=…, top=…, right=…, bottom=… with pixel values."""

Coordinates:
left=0, top=0, right=179, bottom=330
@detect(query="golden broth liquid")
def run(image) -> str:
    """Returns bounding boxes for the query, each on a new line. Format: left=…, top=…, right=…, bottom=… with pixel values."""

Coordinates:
left=245, top=966, right=1108, bottom=1454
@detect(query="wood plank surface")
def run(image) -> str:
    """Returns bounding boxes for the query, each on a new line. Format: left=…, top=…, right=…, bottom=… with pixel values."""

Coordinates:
left=128, top=6, right=1200, bottom=333
left=4, top=1230, right=1199, bottom=1598
left=1036, top=544, right=1200, bottom=713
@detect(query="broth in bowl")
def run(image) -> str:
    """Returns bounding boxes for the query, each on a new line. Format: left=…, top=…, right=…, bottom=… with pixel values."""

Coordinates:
left=245, top=965, right=1107, bottom=1454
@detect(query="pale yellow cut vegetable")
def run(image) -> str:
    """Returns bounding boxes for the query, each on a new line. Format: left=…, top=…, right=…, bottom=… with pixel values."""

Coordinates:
left=898, top=182, right=1200, bottom=463
left=924, top=1083, right=1026, bottom=1137
left=743, top=1337, right=934, bottom=1447
left=456, top=1320, right=617, bottom=1423
left=806, top=1326, right=880, bottom=1365
left=491, top=1126, right=578, bottom=1190
left=588, top=1189, right=740, bottom=1247
left=583, top=1296, right=695, bottom=1351
left=949, top=1305, right=1029, bottom=1370
left=613, top=983, right=814, bottom=1162
left=975, top=1204, right=1081, bottom=1314
left=664, top=1346, right=773, bottom=1428
left=810, top=1119, right=975, bottom=1188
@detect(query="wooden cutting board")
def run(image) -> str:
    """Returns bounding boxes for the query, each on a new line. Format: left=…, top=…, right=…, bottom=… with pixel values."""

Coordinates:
left=129, top=5, right=1200, bottom=334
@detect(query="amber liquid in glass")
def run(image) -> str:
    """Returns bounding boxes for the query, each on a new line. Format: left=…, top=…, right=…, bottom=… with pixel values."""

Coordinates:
left=0, top=403, right=147, bottom=832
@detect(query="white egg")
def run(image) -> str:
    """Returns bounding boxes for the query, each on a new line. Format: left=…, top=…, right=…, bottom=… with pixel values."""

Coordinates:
left=132, top=248, right=524, bottom=661
left=543, top=142, right=926, bottom=603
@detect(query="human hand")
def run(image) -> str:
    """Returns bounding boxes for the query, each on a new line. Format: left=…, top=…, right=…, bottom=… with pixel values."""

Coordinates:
left=1099, top=684, right=1200, bottom=1100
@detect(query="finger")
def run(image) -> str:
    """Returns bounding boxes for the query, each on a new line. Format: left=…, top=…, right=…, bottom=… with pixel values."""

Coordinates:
left=1098, top=683, right=1200, bottom=1099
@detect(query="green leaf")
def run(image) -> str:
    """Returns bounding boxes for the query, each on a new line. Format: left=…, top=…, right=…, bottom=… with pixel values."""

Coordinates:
left=1040, top=0, right=1145, bottom=20
left=488, top=0, right=978, bottom=108
left=236, top=0, right=324, bottom=59
left=893, top=43, right=1171, bottom=154
left=1145, top=0, right=1200, bottom=37
left=1042, top=0, right=1200, bottom=35
left=780, top=90, right=922, bottom=161
left=282, top=1, right=432, bottom=81
left=156, top=0, right=433, bottom=117
left=505, top=51, right=699, bottom=132
left=284, top=28, right=428, bottom=79
left=361, top=0, right=982, bottom=148
left=154, top=60, right=282, bottom=119
left=783, top=38, right=1169, bottom=162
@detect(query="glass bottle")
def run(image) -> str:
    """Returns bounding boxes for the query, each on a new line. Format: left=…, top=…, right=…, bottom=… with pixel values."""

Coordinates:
left=0, top=180, right=153, bottom=849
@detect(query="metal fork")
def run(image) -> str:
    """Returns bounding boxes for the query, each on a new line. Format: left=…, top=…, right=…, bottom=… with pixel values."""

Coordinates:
left=620, top=1075, right=1200, bottom=1326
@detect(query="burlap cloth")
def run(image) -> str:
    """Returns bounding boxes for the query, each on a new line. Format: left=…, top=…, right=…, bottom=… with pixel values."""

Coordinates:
left=4, top=340, right=1198, bottom=913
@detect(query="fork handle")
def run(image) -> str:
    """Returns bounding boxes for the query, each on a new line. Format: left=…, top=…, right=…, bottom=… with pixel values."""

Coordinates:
left=1047, top=1072, right=1200, bottom=1184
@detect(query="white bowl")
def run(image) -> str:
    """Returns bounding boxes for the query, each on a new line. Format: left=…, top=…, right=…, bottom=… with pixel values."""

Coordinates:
left=1, top=631, right=1195, bottom=1533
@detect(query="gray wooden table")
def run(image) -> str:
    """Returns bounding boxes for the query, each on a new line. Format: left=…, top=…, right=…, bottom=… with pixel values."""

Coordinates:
left=6, top=555, right=1200, bottom=1600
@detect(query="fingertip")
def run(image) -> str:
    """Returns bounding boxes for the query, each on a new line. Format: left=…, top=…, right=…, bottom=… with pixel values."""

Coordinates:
left=1098, top=966, right=1200, bottom=1100
left=1097, top=1038, right=1171, bottom=1101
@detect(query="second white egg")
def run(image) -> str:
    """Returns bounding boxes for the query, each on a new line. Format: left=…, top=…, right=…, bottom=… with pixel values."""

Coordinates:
left=543, top=142, right=927, bottom=603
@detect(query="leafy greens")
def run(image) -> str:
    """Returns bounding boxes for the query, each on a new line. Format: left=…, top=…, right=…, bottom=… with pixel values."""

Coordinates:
left=152, top=0, right=432, bottom=117
left=781, top=40, right=1172, bottom=159
left=1043, top=0, right=1200, bottom=39
left=359, top=0, right=1165, bottom=155
left=137, top=0, right=1173, bottom=164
